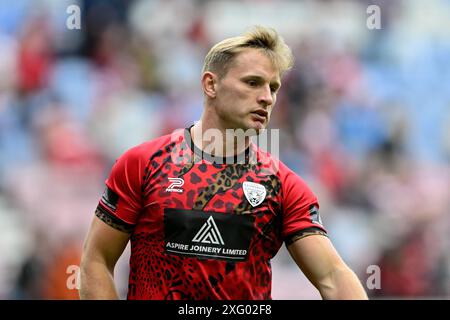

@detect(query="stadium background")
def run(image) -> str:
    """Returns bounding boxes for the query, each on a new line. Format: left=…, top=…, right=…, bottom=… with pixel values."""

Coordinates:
left=0, top=0, right=449, bottom=299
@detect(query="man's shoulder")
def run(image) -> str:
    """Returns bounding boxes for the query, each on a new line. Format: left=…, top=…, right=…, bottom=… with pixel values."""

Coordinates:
left=251, top=143, right=290, bottom=176
left=251, top=144, right=311, bottom=187
left=119, top=129, right=184, bottom=161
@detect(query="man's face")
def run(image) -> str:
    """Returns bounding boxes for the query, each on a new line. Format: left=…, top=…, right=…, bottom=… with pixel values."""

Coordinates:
left=213, top=48, right=281, bottom=133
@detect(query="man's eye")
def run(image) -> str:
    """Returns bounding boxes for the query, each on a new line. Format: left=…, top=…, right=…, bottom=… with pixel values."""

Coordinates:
left=247, top=80, right=257, bottom=87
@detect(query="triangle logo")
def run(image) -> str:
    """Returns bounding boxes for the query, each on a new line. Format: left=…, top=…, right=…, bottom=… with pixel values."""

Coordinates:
left=243, top=181, right=266, bottom=207
left=192, top=216, right=225, bottom=245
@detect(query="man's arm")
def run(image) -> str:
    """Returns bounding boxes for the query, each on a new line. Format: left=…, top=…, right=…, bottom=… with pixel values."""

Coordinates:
left=79, top=209, right=131, bottom=299
left=287, top=233, right=368, bottom=300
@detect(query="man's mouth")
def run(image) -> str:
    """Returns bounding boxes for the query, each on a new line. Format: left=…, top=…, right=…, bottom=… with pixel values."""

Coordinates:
left=251, top=110, right=268, bottom=122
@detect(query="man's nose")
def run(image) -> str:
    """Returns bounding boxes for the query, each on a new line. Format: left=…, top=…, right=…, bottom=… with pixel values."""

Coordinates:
left=257, top=85, right=273, bottom=107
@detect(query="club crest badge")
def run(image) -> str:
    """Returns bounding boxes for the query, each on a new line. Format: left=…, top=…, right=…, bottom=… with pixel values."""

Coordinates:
left=242, top=181, right=266, bottom=207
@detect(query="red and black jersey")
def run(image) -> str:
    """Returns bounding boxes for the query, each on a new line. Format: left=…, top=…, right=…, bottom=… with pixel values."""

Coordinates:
left=96, top=127, right=327, bottom=300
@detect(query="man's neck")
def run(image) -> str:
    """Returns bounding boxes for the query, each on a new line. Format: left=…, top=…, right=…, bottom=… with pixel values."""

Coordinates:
left=190, top=119, right=250, bottom=158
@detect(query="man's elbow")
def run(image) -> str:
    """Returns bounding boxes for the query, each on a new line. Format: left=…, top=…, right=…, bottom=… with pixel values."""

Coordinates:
left=79, top=257, right=96, bottom=299
left=79, top=256, right=117, bottom=299
left=317, top=266, right=368, bottom=300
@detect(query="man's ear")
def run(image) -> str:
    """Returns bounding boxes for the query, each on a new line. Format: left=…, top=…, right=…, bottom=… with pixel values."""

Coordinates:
left=202, top=72, right=218, bottom=98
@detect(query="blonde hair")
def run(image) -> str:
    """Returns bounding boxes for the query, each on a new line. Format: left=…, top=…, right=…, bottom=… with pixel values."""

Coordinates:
left=202, top=25, right=294, bottom=78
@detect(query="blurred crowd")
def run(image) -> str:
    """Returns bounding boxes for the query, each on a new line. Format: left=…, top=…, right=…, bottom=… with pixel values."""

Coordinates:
left=0, top=0, right=449, bottom=299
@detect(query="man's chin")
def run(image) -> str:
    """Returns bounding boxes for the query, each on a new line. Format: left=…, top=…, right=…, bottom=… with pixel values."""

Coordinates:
left=227, top=121, right=266, bottom=135
left=249, top=121, right=266, bottom=134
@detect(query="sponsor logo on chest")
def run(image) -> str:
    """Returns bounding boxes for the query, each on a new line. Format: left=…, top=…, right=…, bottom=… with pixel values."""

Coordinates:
left=164, top=209, right=254, bottom=261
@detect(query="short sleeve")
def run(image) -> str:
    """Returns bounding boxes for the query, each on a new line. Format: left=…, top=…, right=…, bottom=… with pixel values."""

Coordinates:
left=97, top=146, right=145, bottom=226
left=280, top=162, right=327, bottom=240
